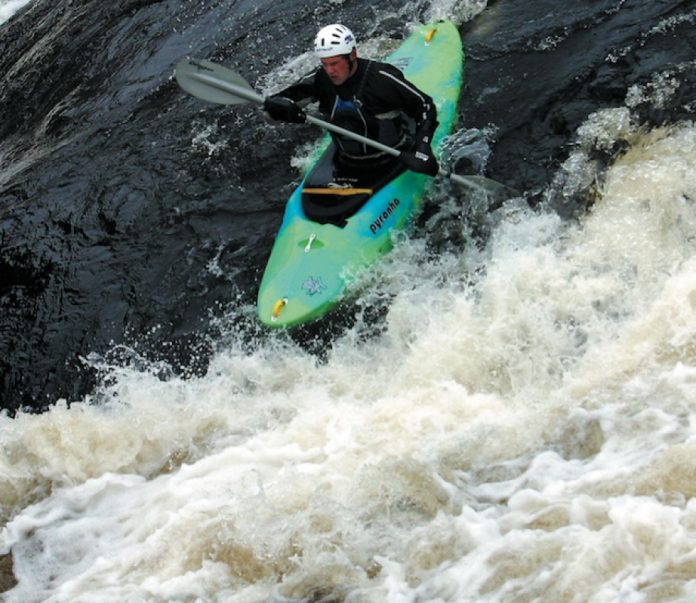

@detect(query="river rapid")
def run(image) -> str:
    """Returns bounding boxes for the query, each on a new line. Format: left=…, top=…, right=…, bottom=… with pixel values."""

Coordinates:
left=1, top=0, right=696, bottom=601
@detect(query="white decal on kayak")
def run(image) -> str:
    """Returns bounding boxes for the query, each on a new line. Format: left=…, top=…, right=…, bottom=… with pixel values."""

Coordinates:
left=370, top=198, right=400, bottom=234
left=303, top=276, right=326, bottom=296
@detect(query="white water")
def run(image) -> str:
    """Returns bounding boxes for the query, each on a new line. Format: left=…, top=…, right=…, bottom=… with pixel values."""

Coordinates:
left=3, top=1, right=696, bottom=601
left=0, top=0, right=32, bottom=26
left=3, top=114, right=696, bottom=603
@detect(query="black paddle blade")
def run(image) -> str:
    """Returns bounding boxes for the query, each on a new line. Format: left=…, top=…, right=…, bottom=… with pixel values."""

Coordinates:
left=174, top=58, right=258, bottom=105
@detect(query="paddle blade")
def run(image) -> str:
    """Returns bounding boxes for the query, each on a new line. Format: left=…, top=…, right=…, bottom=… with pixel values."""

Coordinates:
left=174, top=58, right=260, bottom=105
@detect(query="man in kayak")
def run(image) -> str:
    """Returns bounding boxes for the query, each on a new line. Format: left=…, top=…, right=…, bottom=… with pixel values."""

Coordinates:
left=263, top=23, right=439, bottom=177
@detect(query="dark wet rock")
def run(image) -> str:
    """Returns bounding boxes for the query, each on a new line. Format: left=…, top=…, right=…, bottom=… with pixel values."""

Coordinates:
left=0, top=552, right=16, bottom=594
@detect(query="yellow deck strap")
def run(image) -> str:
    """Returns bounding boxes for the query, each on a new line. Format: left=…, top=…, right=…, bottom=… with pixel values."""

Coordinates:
left=302, top=187, right=373, bottom=196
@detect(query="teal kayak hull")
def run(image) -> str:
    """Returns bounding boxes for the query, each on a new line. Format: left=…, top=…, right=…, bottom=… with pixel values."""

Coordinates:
left=257, top=21, right=464, bottom=328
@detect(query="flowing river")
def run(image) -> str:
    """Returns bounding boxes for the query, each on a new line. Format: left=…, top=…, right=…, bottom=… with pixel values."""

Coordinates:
left=1, top=0, right=696, bottom=601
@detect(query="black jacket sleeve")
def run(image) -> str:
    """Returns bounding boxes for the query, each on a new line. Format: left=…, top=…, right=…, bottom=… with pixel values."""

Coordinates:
left=271, top=70, right=321, bottom=106
left=370, top=63, right=439, bottom=143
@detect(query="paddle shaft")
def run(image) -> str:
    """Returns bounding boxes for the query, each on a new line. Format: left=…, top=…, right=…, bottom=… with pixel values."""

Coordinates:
left=186, top=70, right=485, bottom=192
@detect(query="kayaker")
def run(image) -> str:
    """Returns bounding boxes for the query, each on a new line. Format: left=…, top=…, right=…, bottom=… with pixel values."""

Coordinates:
left=263, top=23, right=440, bottom=177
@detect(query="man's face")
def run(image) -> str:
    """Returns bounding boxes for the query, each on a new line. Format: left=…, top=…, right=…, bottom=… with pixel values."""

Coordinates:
left=320, top=50, right=356, bottom=85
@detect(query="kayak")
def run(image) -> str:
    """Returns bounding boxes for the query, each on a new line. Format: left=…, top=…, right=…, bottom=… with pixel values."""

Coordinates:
left=257, top=21, right=464, bottom=328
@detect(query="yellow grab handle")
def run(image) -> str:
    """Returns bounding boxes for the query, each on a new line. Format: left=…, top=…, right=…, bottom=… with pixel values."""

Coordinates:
left=272, top=298, right=288, bottom=320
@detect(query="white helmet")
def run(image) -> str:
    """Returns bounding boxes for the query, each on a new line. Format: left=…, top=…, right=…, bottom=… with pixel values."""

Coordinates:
left=314, top=24, right=356, bottom=58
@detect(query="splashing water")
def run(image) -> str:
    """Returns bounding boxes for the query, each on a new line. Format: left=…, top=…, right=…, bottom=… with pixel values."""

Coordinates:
left=2, top=114, right=696, bottom=601
left=2, top=0, right=696, bottom=600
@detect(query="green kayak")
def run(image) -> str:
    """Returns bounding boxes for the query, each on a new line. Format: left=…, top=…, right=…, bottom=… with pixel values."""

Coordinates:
left=257, top=21, right=464, bottom=328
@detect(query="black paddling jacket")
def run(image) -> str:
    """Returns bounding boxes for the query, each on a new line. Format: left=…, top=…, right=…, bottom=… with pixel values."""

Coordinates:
left=276, top=57, right=438, bottom=159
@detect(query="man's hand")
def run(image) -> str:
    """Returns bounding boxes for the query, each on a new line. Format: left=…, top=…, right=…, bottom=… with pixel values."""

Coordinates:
left=263, top=96, right=306, bottom=124
left=400, top=141, right=439, bottom=177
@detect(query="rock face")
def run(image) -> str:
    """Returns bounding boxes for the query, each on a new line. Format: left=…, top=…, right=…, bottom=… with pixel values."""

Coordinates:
left=1, top=0, right=694, bottom=412
left=0, top=0, right=303, bottom=410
